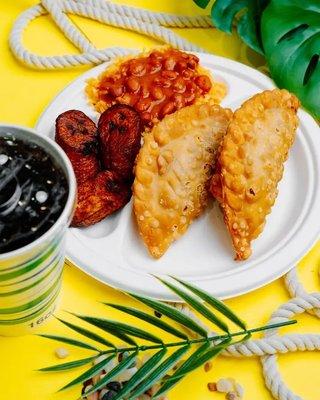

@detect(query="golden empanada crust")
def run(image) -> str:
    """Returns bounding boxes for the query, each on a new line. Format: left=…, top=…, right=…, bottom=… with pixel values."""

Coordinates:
left=133, top=102, right=232, bottom=258
left=211, top=89, right=300, bottom=261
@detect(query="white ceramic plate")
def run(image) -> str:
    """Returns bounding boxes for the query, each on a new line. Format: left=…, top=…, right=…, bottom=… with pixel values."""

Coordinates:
left=36, top=53, right=320, bottom=301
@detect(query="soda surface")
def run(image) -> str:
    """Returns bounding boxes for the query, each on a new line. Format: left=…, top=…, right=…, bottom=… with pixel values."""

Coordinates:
left=0, top=135, right=68, bottom=253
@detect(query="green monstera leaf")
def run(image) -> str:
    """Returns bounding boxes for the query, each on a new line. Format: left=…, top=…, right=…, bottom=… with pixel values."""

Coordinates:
left=261, top=0, right=320, bottom=118
left=211, top=0, right=269, bottom=54
left=193, top=0, right=320, bottom=118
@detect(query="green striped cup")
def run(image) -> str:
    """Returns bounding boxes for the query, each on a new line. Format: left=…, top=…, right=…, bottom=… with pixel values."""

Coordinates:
left=0, top=125, right=76, bottom=336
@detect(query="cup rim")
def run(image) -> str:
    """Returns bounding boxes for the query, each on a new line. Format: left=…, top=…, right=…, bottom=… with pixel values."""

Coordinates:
left=0, top=123, right=77, bottom=260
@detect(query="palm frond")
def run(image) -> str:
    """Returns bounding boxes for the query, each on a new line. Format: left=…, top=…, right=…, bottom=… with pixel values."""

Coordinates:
left=58, top=355, right=115, bottom=392
left=158, top=277, right=229, bottom=333
left=83, top=351, right=138, bottom=397
left=112, top=349, right=167, bottom=400
left=74, top=315, right=162, bottom=344
left=165, top=337, right=231, bottom=378
left=38, top=334, right=100, bottom=351
left=153, top=342, right=211, bottom=397
left=104, top=303, right=188, bottom=340
left=71, top=314, right=137, bottom=346
left=171, top=277, right=246, bottom=330
left=127, top=345, right=190, bottom=399
left=39, top=278, right=297, bottom=399
left=38, top=356, right=97, bottom=372
left=56, top=317, right=115, bottom=348
left=129, top=292, right=208, bottom=337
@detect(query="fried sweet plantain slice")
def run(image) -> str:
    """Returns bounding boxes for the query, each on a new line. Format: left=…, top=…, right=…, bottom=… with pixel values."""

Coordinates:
left=98, top=104, right=141, bottom=182
left=56, top=106, right=142, bottom=227
left=56, top=110, right=97, bottom=153
left=133, top=101, right=232, bottom=258
left=56, top=110, right=99, bottom=183
left=72, top=171, right=131, bottom=227
left=210, top=89, right=300, bottom=261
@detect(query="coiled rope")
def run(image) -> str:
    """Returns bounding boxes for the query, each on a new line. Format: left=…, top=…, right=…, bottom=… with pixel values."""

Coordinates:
left=8, top=1, right=320, bottom=399
left=176, top=288, right=320, bottom=400
left=9, top=0, right=208, bottom=69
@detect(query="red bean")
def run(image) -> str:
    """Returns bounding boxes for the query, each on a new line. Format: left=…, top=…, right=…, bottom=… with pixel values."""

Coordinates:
left=164, top=57, right=176, bottom=71
left=99, top=82, right=112, bottom=92
left=116, top=93, right=133, bottom=105
left=136, top=98, right=151, bottom=112
left=194, top=75, right=212, bottom=92
left=126, top=77, right=140, bottom=92
left=151, top=86, right=164, bottom=100
left=149, top=60, right=162, bottom=74
left=161, top=70, right=178, bottom=80
left=149, top=51, right=163, bottom=61
left=176, top=60, right=188, bottom=72
left=129, top=61, right=146, bottom=76
left=109, top=73, right=121, bottom=83
left=154, top=76, right=171, bottom=88
left=186, top=81, right=197, bottom=93
left=187, top=60, right=198, bottom=69
left=181, top=69, right=194, bottom=80
left=187, top=54, right=199, bottom=68
left=120, top=65, right=129, bottom=75
left=161, top=101, right=176, bottom=117
left=111, top=84, right=124, bottom=97
left=140, top=84, right=150, bottom=98
left=173, top=78, right=186, bottom=93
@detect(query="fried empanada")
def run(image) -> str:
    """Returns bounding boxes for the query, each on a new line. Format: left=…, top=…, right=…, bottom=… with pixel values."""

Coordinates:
left=210, top=89, right=300, bottom=260
left=133, top=102, right=232, bottom=258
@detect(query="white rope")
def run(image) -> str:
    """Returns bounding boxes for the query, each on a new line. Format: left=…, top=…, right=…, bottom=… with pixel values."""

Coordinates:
left=9, top=0, right=207, bottom=69
left=178, top=271, right=320, bottom=400
left=285, top=267, right=320, bottom=318
left=8, top=2, right=320, bottom=399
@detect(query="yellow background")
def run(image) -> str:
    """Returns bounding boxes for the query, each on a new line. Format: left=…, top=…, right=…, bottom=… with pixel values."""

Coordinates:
left=0, top=1, right=320, bottom=399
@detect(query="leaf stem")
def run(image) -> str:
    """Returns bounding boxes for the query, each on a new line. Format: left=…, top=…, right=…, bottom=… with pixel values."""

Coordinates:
left=97, top=319, right=296, bottom=356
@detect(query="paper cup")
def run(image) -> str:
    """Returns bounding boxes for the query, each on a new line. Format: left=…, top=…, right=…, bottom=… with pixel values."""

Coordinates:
left=0, top=125, right=76, bottom=336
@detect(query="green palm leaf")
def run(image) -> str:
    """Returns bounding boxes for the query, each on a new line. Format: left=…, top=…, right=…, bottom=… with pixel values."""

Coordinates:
left=71, top=314, right=137, bottom=346
left=38, top=356, right=97, bottom=372
left=172, top=277, right=246, bottom=330
left=153, top=342, right=210, bottom=397
left=59, top=355, right=115, bottom=392
left=128, top=346, right=190, bottom=399
left=170, top=337, right=231, bottom=378
left=56, top=317, right=115, bottom=348
left=104, top=304, right=188, bottom=340
left=75, top=316, right=162, bottom=344
left=163, top=332, right=250, bottom=385
left=38, top=334, right=99, bottom=351
left=82, top=351, right=138, bottom=397
left=129, top=292, right=207, bottom=337
left=158, top=278, right=229, bottom=333
left=39, top=279, right=297, bottom=398
left=112, top=349, right=167, bottom=400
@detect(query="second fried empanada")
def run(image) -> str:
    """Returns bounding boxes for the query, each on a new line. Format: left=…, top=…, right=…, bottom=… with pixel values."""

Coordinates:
left=210, top=89, right=300, bottom=260
left=133, top=102, right=232, bottom=258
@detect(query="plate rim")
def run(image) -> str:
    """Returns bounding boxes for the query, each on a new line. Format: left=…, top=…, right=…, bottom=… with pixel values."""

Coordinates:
left=35, top=52, right=320, bottom=301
